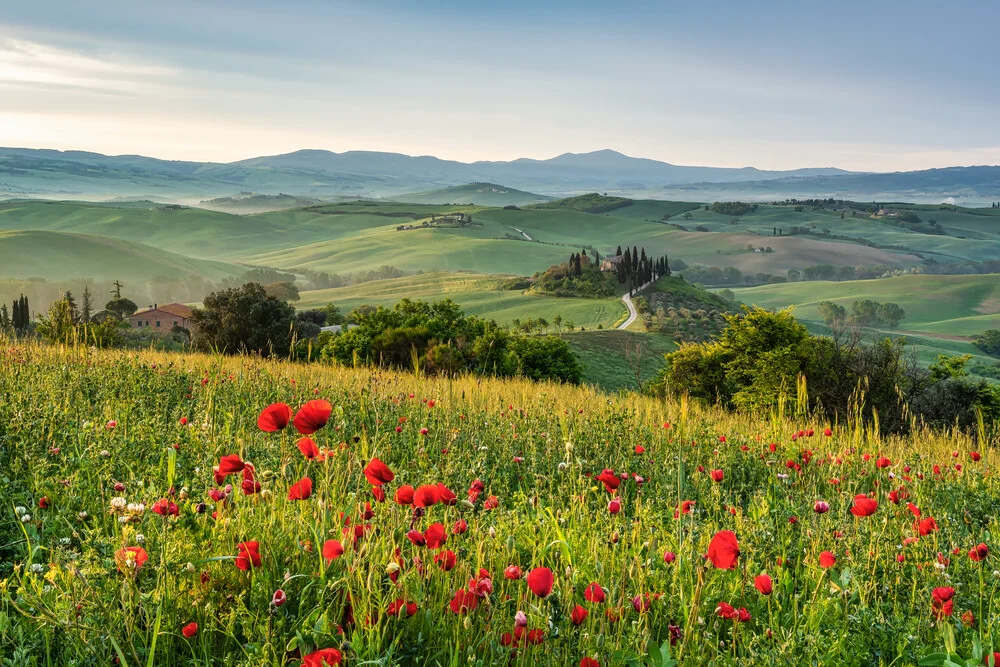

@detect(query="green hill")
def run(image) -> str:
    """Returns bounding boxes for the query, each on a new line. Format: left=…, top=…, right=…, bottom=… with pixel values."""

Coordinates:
left=0, top=229, right=243, bottom=282
left=393, top=183, right=553, bottom=206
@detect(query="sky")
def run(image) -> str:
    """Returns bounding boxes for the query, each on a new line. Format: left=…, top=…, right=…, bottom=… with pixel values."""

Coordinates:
left=1, top=0, right=998, bottom=172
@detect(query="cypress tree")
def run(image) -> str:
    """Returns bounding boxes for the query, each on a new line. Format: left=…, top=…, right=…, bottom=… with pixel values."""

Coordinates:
left=616, top=245, right=622, bottom=256
left=632, top=246, right=639, bottom=274
left=82, top=286, right=93, bottom=324
left=664, top=255, right=671, bottom=277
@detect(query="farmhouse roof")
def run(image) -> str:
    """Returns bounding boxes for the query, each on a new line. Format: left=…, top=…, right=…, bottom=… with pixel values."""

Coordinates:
left=133, top=303, right=194, bottom=318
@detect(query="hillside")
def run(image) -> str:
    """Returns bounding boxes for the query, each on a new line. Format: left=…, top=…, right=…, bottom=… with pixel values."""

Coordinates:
left=393, top=183, right=553, bottom=206
left=197, top=193, right=324, bottom=213
left=0, top=229, right=243, bottom=282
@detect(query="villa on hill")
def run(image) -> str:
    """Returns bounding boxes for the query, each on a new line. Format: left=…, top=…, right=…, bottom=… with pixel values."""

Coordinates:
left=600, top=255, right=624, bottom=272
left=129, top=303, right=195, bottom=331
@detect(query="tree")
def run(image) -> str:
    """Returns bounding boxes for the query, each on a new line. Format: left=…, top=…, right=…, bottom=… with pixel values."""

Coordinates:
left=106, top=296, right=138, bottom=320
left=817, top=301, right=847, bottom=326
left=319, top=303, right=346, bottom=326
left=36, top=296, right=77, bottom=343
left=877, top=302, right=905, bottom=328
left=0, top=304, right=8, bottom=330
left=973, top=329, right=1000, bottom=356
left=264, top=282, right=300, bottom=302
left=12, top=295, right=30, bottom=332
left=191, top=283, right=297, bottom=356
left=81, top=285, right=93, bottom=324
left=507, top=335, right=583, bottom=384
left=552, top=314, right=563, bottom=332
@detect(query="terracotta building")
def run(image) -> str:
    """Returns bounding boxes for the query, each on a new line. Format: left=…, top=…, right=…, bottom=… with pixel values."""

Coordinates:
left=128, top=303, right=195, bottom=331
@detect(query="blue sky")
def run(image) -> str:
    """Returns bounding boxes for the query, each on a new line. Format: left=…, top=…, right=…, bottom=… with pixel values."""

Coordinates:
left=1, top=0, right=997, bottom=170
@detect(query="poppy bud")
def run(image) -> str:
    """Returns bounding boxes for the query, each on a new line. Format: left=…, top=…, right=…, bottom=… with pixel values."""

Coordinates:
left=272, top=589, right=287, bottom=607
left=488, top=526, right=496, bottom=539
left=458, top=500, right=475, bottom=512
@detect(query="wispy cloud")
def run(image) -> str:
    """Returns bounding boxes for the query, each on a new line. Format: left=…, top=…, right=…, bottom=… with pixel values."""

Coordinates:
left=0, top=38, right=177, bottom=95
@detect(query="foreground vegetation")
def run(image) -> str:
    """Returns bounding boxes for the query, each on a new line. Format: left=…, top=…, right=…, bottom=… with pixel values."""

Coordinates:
left=3, top=343, right=1000, bottom=665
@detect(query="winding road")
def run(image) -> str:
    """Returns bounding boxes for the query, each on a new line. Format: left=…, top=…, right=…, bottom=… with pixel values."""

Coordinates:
left=618, top=281, right=654, bottom=330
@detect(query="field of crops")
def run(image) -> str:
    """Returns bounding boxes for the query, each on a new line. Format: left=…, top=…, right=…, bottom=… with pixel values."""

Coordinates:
left=3, top=343, right=1000, bottom=666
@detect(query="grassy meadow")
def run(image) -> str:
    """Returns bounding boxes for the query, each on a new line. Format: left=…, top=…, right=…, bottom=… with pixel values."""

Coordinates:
left=3, top=342, right=1000, bottom=666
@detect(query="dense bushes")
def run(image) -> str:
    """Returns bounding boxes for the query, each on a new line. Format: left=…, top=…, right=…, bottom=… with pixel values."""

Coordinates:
left=710, top=201, right=756, bottom=216
left=974, top=329, right=1000, bottom=356
left=650, top=306, right=1000, bottom=435
left=319, top=298, right=582, bottom=383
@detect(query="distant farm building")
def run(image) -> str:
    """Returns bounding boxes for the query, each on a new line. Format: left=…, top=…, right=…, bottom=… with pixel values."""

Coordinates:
left=600, top=255, right=624, bottom=272
left=129, top=303, right=194, bottom=330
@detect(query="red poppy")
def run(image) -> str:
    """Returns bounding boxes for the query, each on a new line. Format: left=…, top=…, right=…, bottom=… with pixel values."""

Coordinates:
left=235, top=541, right=261, bottom=571
left=387, top=599, right=417, bottom=618
left=580, top=658, right=600, bottom=667
left=819, top=551, right=836, bottom=568
left=584, top=582, right=605, bottom=603
left=608, top=498, right=621, bottom=514
left=152, top=498, right=179, bottom=516
left=424, top=523, right=447, bottom=549
left=568, top=603, right=590, bottom=626
left=297, top=437, right=324, bottom=461
left=434, top=550, right=457, bottom=570
left=674, top=500, right=695, bottom=518
left=395, top=485, right=415, bottom=505
left=38, top=496, right=49, bottom=510
left=406, top=529, right=426, bottom=547
left=288, top=477, right=313, bottom=501
left=257, top=403, right=292, bottom=432
left=526, top=567, right=554, bottom=598
left=322, top=539, right=344, bottom=562
left=452, top=519, right=468, bottom=534
left=875, top=456, right=891, bottom=468
left=970, top=543, right=989, bottom=562
left=710, top=469, right=724, bottom=483
left=182, top=622, right=198, bottom=638
left=436, top=483, right=457, bottom=506
left=449, top=588, right=478, bottom=614
left=504, top=565, right=522, bottom=580
left=301, top=648, right=343, bottom=666
left=849, top=494, right=878, bottom=517
left=115, top=546, right=148, bottom=574
left=716, top=601, right=736, bottom=619
left=754, top=573, right=772, bottom=595
left=663, top=551, right=676, bottom=563
left=813, top=501, right=830, bottom=514
left=932, top=586, right=955, bottom=617
left=918, top=517, right=938, bottom=536
left=595, top=469, right=620, bottom=493
left=363, top=457, right=395, bottom=486
left=634, top=445, right=645, bottom=454
left=413, top=485, right=440, bottom=508
left=971, top=451, right=982, bottom=462
left=985, top=653, right=1000, bottom=666
left=293, top=400, right=332, bottom=435
left=823, top=428, right=833, bottom=436
left=526, top=629, right=545, bottom=644
left=706, top=530, right=740, bottom=570
left=907, top=502, right=921, bottom=517
left=218, top=454, right=245, bottom=475
left=272, top=589, right=287, bottom=607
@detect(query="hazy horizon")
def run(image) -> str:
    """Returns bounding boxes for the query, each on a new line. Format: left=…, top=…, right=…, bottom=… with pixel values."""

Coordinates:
left=2, top=0, right=999, bottom=172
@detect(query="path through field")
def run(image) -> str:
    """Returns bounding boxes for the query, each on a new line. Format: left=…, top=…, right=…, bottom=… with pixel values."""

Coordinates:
left=618, top=281, right=653, bottom=329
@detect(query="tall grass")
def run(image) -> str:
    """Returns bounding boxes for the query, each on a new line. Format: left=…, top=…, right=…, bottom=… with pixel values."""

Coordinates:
left=1, top=341, right=998, bottom=666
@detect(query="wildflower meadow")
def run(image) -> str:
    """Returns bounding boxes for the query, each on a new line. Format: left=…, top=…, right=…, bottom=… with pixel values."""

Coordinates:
left=2, top=342, right=1000, bottom=666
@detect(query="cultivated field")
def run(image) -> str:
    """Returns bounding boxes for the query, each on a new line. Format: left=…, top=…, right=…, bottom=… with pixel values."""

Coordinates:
left=3, top=343, right=999, bottom=666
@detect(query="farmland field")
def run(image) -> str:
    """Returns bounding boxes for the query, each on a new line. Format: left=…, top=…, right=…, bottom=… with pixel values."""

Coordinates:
left=3, top=343, right=1000, bottom=666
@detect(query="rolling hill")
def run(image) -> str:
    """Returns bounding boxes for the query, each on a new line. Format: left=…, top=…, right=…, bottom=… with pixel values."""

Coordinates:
left=0, top=229, right=243, bottom=282
left=392, top=183, right=554, bottom=206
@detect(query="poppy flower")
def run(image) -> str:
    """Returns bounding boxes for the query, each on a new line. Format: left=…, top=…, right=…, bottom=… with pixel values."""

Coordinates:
left=504, top=565, right=522, bottom=580
left=435, top=483, right=457, bottom=506
left=385, top=485, right=411, bottom=507
left=38, top=497, right=49, bottom=510
left=754, top=573, right=772, bottom=595
left=424, top=523, right=447, bottom=549
left=272, top=589, right=287, bottom=607
left=526, top=567, right=554, bottom=598
left=819, top=551, right=836, bottom=568
left=363, top=457, right=395, bottom=486
left=288, top=477, right=313, bottom=501
left=813, top=501, right=830, bottom=514
left=917, top=517, right=938, bottom=536
left=584, top=582, right=606, bottom=603
left=580, top=659, right=600, bottom=667
left=152, top=498, right=179, bottom=516
left=849, top=494, right=878, bottom=517
left=434, top=550, right=457, bottom=570
left=595, top=469, right=620, bottom=493
left=257, top=403, right=292, bottom=432
left=218, top=454, right=245, bottom=475
left=526, top=629, right=545, bottom=644
left=674, top=500, right=695, bottom=518
left=406, top=530, right=426, bottom=547
left=387, top=599, right=417, bottom=618
left=449, top=588, right=478, bottom=614
left=235, top=541, right=261, bottom=571
left=293, top=400, right=332, bottom=435
left=413, top=485, right=440, bottom=508
left=706, top=530, right=740, bottom=570
left=907, top=502, right=921, bottom=517
left=608, top=498, right=621, bottom=514
left=371, top=486, right=386, bottom=503
left=634, top=445, right=645, bottom=454
left=716, top=601, right=736, bottom=619
left=452, top=519, right=468, bottom=534
left=971, top=451, right=982, bottom=462
left=571, top=604, right=589, bottom=625
left=970, top=543, right=989, bottom=562
left=322, top=539, right=344, bottom=562
left=297, top=438, right=323, bottom=461
left=932, top=586, right=955, bottom=617
left=823, top=428, right=832, bottom=436
left=182, top=622, right=198, bottom=638
left=663, top=551, right=676, bottom=563
left=875, top=456, right=891, bottom=468
left=115, top=546, right=148, bottom=573
left=301, top=648, right=343, bottom=666
left=710, top=469, right=724, bottom=483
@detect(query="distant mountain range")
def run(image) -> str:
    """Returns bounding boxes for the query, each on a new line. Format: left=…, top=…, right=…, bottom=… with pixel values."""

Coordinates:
left=1, top=146, right=997, bottom=204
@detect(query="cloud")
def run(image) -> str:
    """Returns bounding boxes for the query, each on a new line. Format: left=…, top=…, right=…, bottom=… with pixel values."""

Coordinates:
left=0, top=38, right=177, bottom=95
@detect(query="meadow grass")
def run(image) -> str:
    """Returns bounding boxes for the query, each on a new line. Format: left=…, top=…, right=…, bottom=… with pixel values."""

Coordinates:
left=3, top=342, right=1000, bottom=665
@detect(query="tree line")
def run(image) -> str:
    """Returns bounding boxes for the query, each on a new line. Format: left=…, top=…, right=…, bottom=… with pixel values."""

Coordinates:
left=612, top=245, right=670, bottom=295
